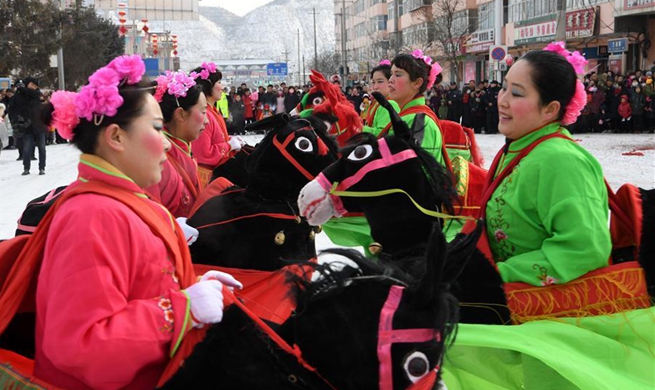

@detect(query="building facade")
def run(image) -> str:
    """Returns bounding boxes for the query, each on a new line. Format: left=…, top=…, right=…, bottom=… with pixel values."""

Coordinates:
left=334, top=0, right=655, bottom=84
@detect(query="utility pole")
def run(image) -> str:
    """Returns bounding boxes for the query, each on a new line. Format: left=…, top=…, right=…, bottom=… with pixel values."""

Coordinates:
left=494, top=0, right=503, bottom=82
left=297, top=29, right=301, bottom=86
left=57, top=0, right=65, bottom=90
left=340, top=0, right=348, bottom=80
left=555, top=0, right=567, bottom=43
left=393, top=0, right=399, bottom=56
left=302, top=55, right=306, bottom=85
left=313, top=7, right=318, bottom=70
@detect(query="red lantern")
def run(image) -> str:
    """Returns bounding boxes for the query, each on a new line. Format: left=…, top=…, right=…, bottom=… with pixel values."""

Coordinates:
left=142, top=19, right=149, bottom=34
left=173, top=50, right=178, bottom=56
left=153, top=49, right=159, bottom=55
left=119, top=25, right=127, bottom=35
left=504, top=55, right=514, bottom=67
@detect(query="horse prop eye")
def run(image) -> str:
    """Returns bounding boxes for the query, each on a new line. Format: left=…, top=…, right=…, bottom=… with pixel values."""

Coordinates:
left=312, top=97, right=324, bottom=106
left=347, top=144, right=373, bottom=161
left=294, top=136, right=314, bottom=153
left=403, top=351, right=430, bottom=383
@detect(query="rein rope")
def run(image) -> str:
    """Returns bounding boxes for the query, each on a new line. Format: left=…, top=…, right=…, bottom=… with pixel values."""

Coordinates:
left=328, top=183, right=473, bottom=221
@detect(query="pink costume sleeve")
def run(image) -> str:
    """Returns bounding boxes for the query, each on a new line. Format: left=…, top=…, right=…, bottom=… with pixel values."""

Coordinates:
left=192, top=112, right=231, bottom=167
left=36, top=195, right=192, bottom=389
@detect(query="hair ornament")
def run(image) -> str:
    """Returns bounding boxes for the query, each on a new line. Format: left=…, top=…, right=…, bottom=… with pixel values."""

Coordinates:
left=195, top=62, right=218, bottom=80
left=154, top=70, right=197, bottom=104
left=75, top=55, right=146, bottom=122
left=379, top=59, right=391, bottom=66
left=49, top=91, right=79, bottom=140
left=410, top=49, right=442, bottom=89
left=543, top=41, right=588, bottom=125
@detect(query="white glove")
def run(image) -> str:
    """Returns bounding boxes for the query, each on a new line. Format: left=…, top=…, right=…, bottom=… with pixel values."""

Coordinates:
left=233, top=136, right=246, bottom=146
left=200, top=270, right=243, bottom=290
left=176, top=217, right=199, bottom=246
left=185, top=280, right=225, bottom=328
left=228, top=137, right=242, bottom=151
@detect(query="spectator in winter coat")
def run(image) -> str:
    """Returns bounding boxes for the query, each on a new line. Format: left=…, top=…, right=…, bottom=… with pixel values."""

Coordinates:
left=275, top=90, right=286, bottom=114
left=228, top=93, right=246, bottom=135
left=470, top=83, right=486, bottom=133
left=9, top=77, right=45, bottom=175
left=242, top=89, right=255, bottom=125
left=618, top=95, right=632, bottom=133
left=446, top=82, right=462, bottom=123
left=630, top=86, right=646, bottom=133
left=461, top=80, right=475, bottom=128
left=284, top=86, right=301, bottom=114
left=588, top=86, right=605, bottom=133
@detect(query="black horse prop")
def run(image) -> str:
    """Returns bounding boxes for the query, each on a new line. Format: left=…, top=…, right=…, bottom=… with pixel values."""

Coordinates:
left=187, top=113, right=340, bottom=270
left=298, top=93, right=510, bottom=324
left=161, top=223, right=462, bottom=390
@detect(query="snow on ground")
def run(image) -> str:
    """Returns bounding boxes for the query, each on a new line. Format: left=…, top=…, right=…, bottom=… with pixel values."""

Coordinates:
left=1, top=133, right=653, bottom=240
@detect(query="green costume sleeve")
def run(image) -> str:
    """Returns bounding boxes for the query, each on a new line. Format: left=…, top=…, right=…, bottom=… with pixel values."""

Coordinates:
left=362, top=100, right=400, bottom=137
left=417, top=114, right=446, bottom=166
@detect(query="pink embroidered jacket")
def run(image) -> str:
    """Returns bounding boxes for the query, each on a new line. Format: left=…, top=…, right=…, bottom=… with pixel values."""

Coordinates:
left=146, top=132, right=201, bottom=218
left=192, top=104, right=232, bottom=168
left=34, top=154, right=193, bottom=390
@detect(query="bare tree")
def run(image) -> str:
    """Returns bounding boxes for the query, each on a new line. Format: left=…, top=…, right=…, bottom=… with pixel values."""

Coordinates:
left=316, top=50, right=341, bottom=76
left=402, top=1, right=436, bottom=53
left=430, top=0, right=474, bottom=83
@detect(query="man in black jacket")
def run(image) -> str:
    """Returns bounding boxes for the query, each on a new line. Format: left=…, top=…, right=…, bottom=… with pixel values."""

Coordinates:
left=9, top=77, right=45, bottom=175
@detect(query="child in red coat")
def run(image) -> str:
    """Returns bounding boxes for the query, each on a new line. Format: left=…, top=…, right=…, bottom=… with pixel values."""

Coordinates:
left=617, top=94, right=632, bottom=133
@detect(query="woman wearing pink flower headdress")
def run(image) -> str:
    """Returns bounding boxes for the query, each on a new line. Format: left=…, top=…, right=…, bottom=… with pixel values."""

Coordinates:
left=190, top=63, right=244, bottom=187
left=381, top=52, right=448, bottom=166
left=146, top=71, right=207, bottom=218
left=361, top=60, right=400, bottom=136
left=4, top=56, right=241, bottom=389
left=480, top=45, right=613, bottom=296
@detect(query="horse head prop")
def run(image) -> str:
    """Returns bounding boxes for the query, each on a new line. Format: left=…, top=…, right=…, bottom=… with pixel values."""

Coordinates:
left=187, top=113, right=340, bottom=270
left=293, top=70, right=362, bottom=147
left=161, top=224, right=459, bottom=389
left=298, top=94, right=510, bottom=324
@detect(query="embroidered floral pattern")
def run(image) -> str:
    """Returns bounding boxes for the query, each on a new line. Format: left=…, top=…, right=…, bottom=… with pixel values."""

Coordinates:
left=534, top=264, right=558, bottom=286
left=161, top=267, right=179, bottom=284
left=487, top=167, right=518, bottom=261
left=156, top=296, right=175, bottom=333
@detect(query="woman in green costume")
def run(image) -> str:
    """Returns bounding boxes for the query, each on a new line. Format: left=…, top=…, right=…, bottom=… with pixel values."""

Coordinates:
left=362, top=60, right=400, bottom=136
left=486, top=47, right=611, bottom=287
left=443, top=43, right=653, bottom=390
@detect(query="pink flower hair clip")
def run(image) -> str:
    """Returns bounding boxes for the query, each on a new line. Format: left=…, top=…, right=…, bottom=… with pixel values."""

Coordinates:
left=543, top=42, right=588, bottom=125
left=195, top=61, right=218, bottom=80
left=76, top=55, right=146, bottom=125
left=154, top=70, right=197, bottom=104
left=50, top=91, right=80, bottom=141
left=379, top=59, right=391, bottom=66
left=410, top=50, right=442, bottom=89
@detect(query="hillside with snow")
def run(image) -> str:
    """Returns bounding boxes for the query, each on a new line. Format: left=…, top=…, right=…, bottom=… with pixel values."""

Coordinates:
left=146, top=0, right=336, bottom=72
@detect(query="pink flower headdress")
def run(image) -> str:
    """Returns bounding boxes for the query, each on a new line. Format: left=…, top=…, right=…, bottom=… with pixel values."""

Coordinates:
left=379, top=59, right=391, bottom=66
left=50, top=91, right=79, bottom=141
left=194, top=62, right=218, bottom=80
left=75, top=54, right=146, bottom=125
left=49, top=55, right=146, bottom=139
left=411, top=49, right=443, bottom=89
left=154, top=70, right=197, bottom=104
left=543, top=42, right=588, bottom=125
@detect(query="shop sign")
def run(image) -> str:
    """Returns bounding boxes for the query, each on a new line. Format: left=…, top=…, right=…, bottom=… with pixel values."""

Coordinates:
left=624, top=0, right=655, bottom=10
left=466, top=29, right=494, bottom=53
left=514, top=15, right=557, bottom=45
left=608, top=38, right=628, bottom=53
left=566, top=7, right=598, bottom=39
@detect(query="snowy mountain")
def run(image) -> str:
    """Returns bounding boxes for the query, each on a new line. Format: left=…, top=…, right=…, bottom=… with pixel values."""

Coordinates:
left=146, top=0, right=335, bottom=73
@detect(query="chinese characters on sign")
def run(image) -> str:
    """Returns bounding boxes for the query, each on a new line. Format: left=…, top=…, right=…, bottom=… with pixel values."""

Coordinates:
left=466, top=29, right=495, bottom=53
left=514, top=8, right=598, bottom=45
left=625, top=0, right=655, bottom=9
left=566, top=8, right=597, bottom=39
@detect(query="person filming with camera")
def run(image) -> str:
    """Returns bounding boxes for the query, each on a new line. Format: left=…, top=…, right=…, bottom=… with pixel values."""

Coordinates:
left=8, top=77, right=45, bottom=175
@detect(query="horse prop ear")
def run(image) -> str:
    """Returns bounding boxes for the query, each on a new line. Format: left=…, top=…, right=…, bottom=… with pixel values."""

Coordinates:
left=371, top=92, right=411, bottom=141
left=412, top=220, right=447, bottom=308
left=245, top=113, right=291, bottom=132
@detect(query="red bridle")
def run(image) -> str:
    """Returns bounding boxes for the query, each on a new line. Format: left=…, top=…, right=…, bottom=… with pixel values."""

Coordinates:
left=273, top=130, right=317, bottom=181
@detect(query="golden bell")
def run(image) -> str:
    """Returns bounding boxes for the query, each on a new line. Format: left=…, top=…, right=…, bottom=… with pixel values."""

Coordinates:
left=368, top=242, right=383, bottom=255
left=309, top=230, right=316, bottom=241
left=315, top=225, right=323, bottom=233
left=274, top=231, right=286, bottom=246
left=295, top=216, right=302, bottom=224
